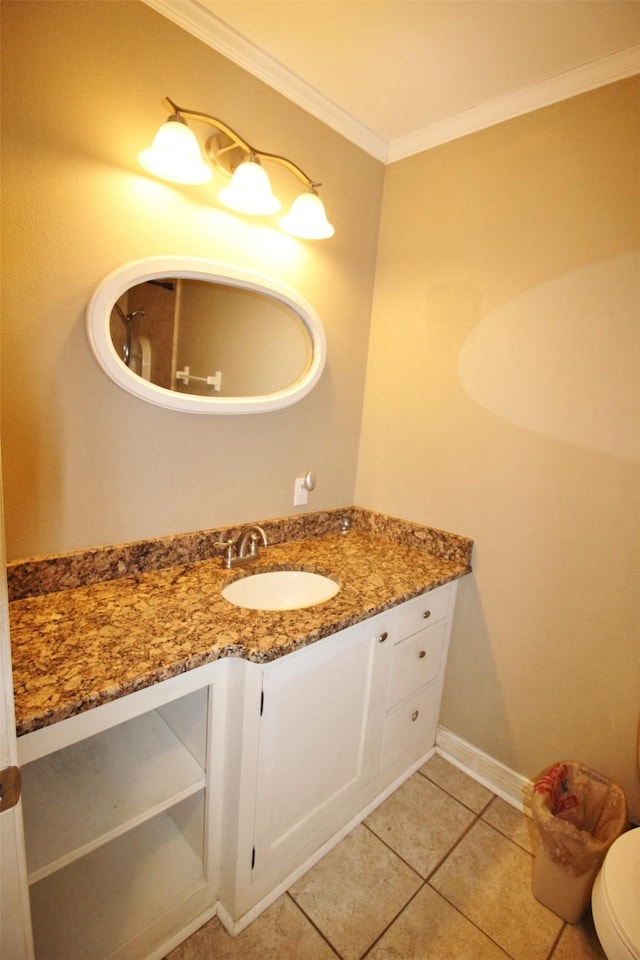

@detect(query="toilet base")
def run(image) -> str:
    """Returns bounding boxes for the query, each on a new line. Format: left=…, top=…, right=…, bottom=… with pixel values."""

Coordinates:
left=592, top=865, right=639, bottom=960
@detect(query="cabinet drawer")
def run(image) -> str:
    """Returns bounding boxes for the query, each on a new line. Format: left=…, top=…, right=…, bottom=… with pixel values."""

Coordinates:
left=387, top=620, right=447, bottom=710
left=392, top=584, right=451, bottom=640
left=381, top=685, right=439, bottom=773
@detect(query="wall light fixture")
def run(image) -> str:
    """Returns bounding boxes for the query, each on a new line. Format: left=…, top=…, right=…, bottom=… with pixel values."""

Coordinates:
left=139, top=97, right=335, bottom=240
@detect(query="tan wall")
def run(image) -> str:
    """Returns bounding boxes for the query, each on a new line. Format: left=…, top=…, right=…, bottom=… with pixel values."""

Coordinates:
left=356, top=78, right=640, bottom=818
left=0, top=0, right=383, bottom=559
left=2, top=2, right=639, bottom=816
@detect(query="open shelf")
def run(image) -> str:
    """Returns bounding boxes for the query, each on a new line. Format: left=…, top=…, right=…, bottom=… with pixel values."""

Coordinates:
left=22, top=707, right=206, bottom=882
left=29, top=800, right=206, bottom=960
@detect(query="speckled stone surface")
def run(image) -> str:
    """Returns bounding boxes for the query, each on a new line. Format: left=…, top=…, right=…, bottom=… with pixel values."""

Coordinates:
left=9, top=509, right=473, bottom=737
left=7, top=507, right=472, bottom=600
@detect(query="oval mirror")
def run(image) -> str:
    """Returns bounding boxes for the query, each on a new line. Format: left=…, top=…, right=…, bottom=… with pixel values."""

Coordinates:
left=86, top=256, right=326, bottom=414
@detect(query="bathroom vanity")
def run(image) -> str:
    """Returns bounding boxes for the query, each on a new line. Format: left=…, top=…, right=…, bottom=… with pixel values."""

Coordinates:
left=9, top=509, right=472, bottom=960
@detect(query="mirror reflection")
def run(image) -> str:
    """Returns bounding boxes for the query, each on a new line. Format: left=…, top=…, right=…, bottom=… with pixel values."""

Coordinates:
left=109, top=279, right=313, bottom=398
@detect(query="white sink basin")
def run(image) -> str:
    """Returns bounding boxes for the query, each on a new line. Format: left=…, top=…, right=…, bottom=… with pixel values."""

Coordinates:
left=221, top=570, right=339, bottom=611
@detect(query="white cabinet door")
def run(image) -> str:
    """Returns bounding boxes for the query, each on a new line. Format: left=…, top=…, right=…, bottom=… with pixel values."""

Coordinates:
left=251, top=616, right=384, bottom=885
left=0, top=456, right=34, bottom=959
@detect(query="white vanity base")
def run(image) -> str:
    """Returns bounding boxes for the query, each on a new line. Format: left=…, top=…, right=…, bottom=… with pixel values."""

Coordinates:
left=220, top=745, right=437, bottom=937
left=18, top=582, right=459, bottom=958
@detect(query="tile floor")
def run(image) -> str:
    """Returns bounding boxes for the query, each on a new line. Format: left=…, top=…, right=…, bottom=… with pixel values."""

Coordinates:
left=166, top=755, right=607, bottom=960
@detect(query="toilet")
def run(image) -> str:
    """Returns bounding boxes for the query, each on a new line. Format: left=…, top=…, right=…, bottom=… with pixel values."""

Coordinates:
left=591, top=724, right=640, bottom=960
left=592, top=827, right=640, bottom=959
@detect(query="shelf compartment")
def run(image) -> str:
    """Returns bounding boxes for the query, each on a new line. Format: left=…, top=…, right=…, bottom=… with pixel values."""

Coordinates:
left=22, top=706, right=206, bottom=883
left=29, top=798, right=207, bottom=960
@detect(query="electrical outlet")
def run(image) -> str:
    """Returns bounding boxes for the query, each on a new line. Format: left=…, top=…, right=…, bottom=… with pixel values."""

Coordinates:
left=293, top=477, right=308, bottom=506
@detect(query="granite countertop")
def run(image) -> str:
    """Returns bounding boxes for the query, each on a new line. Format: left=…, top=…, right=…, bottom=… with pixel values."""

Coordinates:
left=9, top=510, right=472, bottom=737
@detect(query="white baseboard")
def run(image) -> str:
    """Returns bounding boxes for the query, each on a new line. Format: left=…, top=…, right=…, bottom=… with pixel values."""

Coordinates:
left=436, top=725, right=533, bottom=814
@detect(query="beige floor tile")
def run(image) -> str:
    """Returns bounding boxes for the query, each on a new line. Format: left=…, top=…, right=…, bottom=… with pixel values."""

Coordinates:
left=367, top=883, right=511, bottom=960
left=551, top=911, right=607, bottom=960
left=483, top=795, right=536, bottom=854
left=164, top=895, right=337, bottom=959
left=289, top=823, right=422, bottom=960
left=420, top=755, right=494, bottom=812
left=365, top=772, right=476, bottom=877
left=430, top=819, right=563, bottom=960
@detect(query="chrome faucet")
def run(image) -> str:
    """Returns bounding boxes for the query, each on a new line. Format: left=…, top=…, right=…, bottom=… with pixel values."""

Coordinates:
left=237, top=525, right=268, bottom=559
left=216, top=525, right=268, bottom=568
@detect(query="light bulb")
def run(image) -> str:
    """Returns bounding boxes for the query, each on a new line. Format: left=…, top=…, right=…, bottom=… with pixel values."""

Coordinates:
left=139, top=116, right=212, bottom=186
left=219, top=157, right=281, bottom=216
left=279, top=190, right=335, bottom=240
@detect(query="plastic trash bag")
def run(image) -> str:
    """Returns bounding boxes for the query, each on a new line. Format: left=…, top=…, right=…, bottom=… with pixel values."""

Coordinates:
left=532, top=761, right=627, bottom=877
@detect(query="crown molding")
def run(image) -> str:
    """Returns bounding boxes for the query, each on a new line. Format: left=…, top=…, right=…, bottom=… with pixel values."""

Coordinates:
left=142, top=1, right=640, bottom=165
left=388, top=44, right=640, bottom=163
left=141, top=0, right=388, bottom=161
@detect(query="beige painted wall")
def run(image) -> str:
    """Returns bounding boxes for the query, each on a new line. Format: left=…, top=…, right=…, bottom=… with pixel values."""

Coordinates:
left=2, top=2, right=639, bottom=817
left=0, top=0, right=383, bottom=559
left=356, top=78, right=640, bottom=818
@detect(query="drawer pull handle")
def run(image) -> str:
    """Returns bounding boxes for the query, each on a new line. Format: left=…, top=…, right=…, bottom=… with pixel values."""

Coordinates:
left=418, top=650, right=426, bottom=659
left=411, top=710, right=420, bottom=722
left=378, top=631, right=388, bottom=643
left=423, top=610, right=431, bottom=619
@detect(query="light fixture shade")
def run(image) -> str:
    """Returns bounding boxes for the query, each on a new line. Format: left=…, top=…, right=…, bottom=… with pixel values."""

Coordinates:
left=279, top=190, right=335, bottom=240
left=139, top=116, right=213, bottom=185
left=219, top=158, right=281, bottom=216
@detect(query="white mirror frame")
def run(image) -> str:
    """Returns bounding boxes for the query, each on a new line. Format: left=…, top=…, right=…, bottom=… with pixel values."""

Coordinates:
left=86, top=256, right=326, bottom=414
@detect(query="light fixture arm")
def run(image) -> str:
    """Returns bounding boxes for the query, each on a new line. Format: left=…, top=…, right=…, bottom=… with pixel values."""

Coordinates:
left=163, top=97, right=321, bottom=189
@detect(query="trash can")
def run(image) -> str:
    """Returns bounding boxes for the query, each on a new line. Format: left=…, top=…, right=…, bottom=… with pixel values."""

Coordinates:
left=531, top=761, right=627, bottom=923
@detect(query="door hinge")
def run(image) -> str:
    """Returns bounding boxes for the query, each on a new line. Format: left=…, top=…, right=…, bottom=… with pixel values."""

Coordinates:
left=260, top=690, right=264, bottom=716
left=251, top=846, right=256, bottom=869
left=0, top=765, right=22, bottom=812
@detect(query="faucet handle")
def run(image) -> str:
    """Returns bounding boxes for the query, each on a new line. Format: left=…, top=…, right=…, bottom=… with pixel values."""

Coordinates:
left=245, top=531, right=260, bottom=557
left=214, top=537, right=236, bottom=568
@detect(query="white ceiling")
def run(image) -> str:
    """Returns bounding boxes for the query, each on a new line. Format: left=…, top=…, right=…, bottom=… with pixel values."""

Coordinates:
left=144, top=0, right=640, bottom=162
